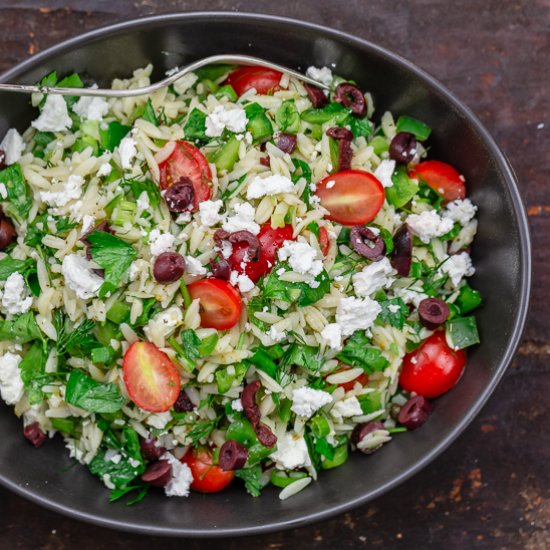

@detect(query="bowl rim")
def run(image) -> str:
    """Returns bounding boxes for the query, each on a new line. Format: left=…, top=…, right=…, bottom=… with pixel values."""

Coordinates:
left=0, top=11, right=531, bottom=538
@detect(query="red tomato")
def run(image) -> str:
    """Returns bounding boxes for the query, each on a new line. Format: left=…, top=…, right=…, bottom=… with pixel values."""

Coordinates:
left=225, top=66, right=284, bottom=96
left=181, top=447, right=234, bottom=493
left=158, top=141, right=212, bottom=209
left=318, top=226, right=330, bottom=257
left=122, top=341, right=180, bottom=413
left=315, top=170, right=385, bottom=226
left=399, top=332, right=467, bottom=398
left=326, top=365, right=369, bottom=392
left=188, top=279, right=243, bottom=330
left=413, top=160, right=466, bottom=202
left=228, top=223, right=295, bottom=283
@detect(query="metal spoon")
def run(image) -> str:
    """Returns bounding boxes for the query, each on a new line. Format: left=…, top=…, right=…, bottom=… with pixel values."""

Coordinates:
left=0, top=54, right=330, bottom=97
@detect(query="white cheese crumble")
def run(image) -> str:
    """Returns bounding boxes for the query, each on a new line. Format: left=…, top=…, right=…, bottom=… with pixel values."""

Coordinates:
left=97, top=162, right=112, bottom=177
left=395, top=287, right=428, bottom=308
left=305, top=66, right=333, bottom=87
left=231, top=399, right=243, bottom=412
left=230, top=270, right=255, bottom=293
left=0, top=352, right=23, bottom=405
left=118, top=136, right=137, bottom=170
left=162, top=452, right=194, bottom=497
left=331, top=396, right=363, bottom=420
left=149, top=229, right=175, bottom=256
left=136, top=191, right=150, bottom=212
left=277, top=240, right=323, bottom=278
left=1, top=272, right=32, bottom=316
left=443, top=198, right=478, bottom=226
left=246, top=174, right=295, bottom=200
left=374, top=159, right=396, bottom=188
left=222, top=202, right=260, bottom=235
left=291, top=387, right=333, bottom=418
left=320, top=323, right=343, bottom=350
left=198, top=199, right=223, bottom=227
left=205, top=105, right=248, bottom=137
left=61, top=254, right=103, bottom=300
left=352, top=257, right=395, bottom=298
left=72, top=96, right=110, bottom=121
left=31, top=95, right=72, bottom=132
left=267, top=325, right=286, bottom=342
left=0, top=129, right=25, bottom=165
left=270, top=432, right=312, bottom=470
left=406, top=210, right=454, bottom=244
left=185, top=256, right=207, bottom=276
left=81, top=214, right=95, bottom=234
left=439, top=252, right=475, bottom=287
left=335, top=296, right=382, bottom=336
left=39, top=174, right=84, bottom=208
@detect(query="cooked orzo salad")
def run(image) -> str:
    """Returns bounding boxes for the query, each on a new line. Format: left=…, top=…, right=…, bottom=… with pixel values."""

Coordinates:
left=0, top=62, right=482, bottom=502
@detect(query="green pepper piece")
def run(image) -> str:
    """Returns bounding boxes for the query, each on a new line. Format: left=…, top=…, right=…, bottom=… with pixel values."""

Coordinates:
left=321, top=443, right=348, bottom=470
left=212, top=136, right=240, bottom=172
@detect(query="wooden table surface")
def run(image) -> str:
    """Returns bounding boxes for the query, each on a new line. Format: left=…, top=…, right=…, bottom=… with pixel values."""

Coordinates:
left=0, top=1, right=548, bottom=548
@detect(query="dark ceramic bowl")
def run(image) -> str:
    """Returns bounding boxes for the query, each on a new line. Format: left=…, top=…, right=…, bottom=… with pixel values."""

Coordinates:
left=0, top=12, right=530, bottom=537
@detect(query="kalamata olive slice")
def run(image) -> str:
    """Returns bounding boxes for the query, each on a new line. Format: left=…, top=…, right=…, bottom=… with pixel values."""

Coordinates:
left=351, top=421, right=386, bottom=454
left=153, top=251, right=185, bottom=283
left=141, top=460, right=173, bottom=487
left=418, top=297, right=450, bottom=330
left=219, top=439, right=249, bottom=471
left=398, top=395, right=433, bottom=430
left=338, top=139, right=353, bottom=171
left=241, top=380, right=261, bottom=426
left=23, top=422, right=47, bottom=448
left=304, top=83, right=328, bottom=108
left=227, top=230, right=261, bottom=262
left=350, top=226, right=385, bottom=261
left=326, top=127, right=353, bottom=141
left=334, top=83, right=367, bottom=117
left=389, top=132, right=417, bottom=164
left=140, top=437, right=166, bottom=461
left=255, top=422, right=277, bottom=448
left=0, top=218, right=16, bottom=250
left=260, top=156, right=270, bottom=167
left=164, top=177, right=195, bottom=212
left=214, top=229, right=230, bottom=246
left=211, top=258, right=231, bottom=280
left=391, top=225, right=413, bottom=276
left=173, top=390, right=194, bottom=412
left=276, top=133, right=297, bottom=154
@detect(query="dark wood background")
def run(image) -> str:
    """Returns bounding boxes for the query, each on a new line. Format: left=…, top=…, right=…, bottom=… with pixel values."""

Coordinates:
left=0, top=1, right=548, bottom=548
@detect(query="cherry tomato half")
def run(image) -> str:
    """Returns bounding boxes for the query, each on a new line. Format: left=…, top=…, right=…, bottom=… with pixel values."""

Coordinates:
left=122, top=341, right=181, bottom=413
left=158, top=141, right=212, bottom=209
left=225, top=66, right=284, bottom=96
left=188, top=278, right=243, bottom=330
left=413, top=160, right=466, bottom=203
left=318, top=226, right=330, bottom=257
left=399, top=332, right=467, bottom=398
left=228, top=222, right=295, bottom=283
left=181, top=447, right=235, bottom=493
left=315, top=170, right=385, bottom=226
left=325, top=365, right=369, bottom=392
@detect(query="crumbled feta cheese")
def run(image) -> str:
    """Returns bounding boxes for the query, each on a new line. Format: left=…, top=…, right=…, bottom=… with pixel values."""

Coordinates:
left=1, top=272, right=32, bottom=316
left=118, top=136, right=137, bottom=170
left=443, top=198, right=478, bottom=226
left=270, top=432, right=312, bottom=470
left=136, top=191, right=150, bottom=212
left=0, top=352, right=23, bottom=405
left=246, top=174, right=295, bottom=199
left=331, top=396, right=363, bottom=420
left=321, top=323, right=343, bottom=350
left=268, top=325, right=286, bottom=342
left=439, top=252, right=475, bottom=287
left=31, top=95, right=72, bottom=132
left=230, top=270, right=255, bottom=293
left=97, top=162, right=112, bottom=177
left=146, top=412, right=172, bottom=430
left=222, top=202, right=260, bottom=235
left=0, top=129, right=25, bottom=165
left=309, top=182, right=317, bottom=192
left=162, top=452, right=194, bottom=497
left=39, top=174, right=84, bottom=208
left=72, top=96, right=110, bottom=121
left=291, top=387, right=333, bottom=418
left=218, top=240, right=233, bottom=259
left=406, top=210, right=454, bottom=244
left=395, top=287, right=428, bottom=308
left=374, top=159, right=396, bottom=188
left=61, top=254, right=103, bottom=300
left=205, top=105, right=248, bottom=137
left=104, top=449, right=122, bottom=464
left=231, top=399, right=243, bottom=412
left=81, top=214, right=95, bottom=234
left=149, top=229, right=175, bottom=256
left=198, top=199, right=223, bottom=227
left=185, top=255, right=207, bottom=276
left=352, top=257, right=395, bottom=297
left=305, top=66, right=333, bottom=87
left=388, top=303, right=401, bottom=313
left=335, top=296, right=382, bottom=336
left=277, top=240, right=323, bottom=278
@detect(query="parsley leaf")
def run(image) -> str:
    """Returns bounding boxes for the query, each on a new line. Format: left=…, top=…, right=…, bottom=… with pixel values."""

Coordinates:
left=0, top=164, right=33, bottom=223
left=128, top=178, right=161, bottom=210
left=235, top=465, right=263, bottom=497
left=87, top=231, right=137, bottom=298
left=183, top=108, right=208, bottom=140
left=336, top=332, right=389, bottom=373
left=65, top=370, right=125, bottom=413
left=19, top=341, right=50, bottom=404
left=0, top=257, right=35, bottom=281
left=0, top=311, right=42, bottom=343
left=377, top=297, right=409, bottom=329
left=263, top=266, right=330, bottom=307
left=385, top=166, right=418, bottom=209
left=280, top=344, right=322, bottom=373
left=99, top=121, right=131, bottom=152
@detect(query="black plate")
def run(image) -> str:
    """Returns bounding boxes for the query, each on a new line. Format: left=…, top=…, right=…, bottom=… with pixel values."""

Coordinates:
left=0, top=12, right=531, bottom=537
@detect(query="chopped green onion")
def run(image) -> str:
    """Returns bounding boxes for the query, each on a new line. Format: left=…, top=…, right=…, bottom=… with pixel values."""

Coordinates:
left=310, top=413, right=330, bottom=438
left=370, top=135, right=389, bottom=155
left=270, top=470, right=308, bottom=488
left=321, top=444, right=348, bottom=470
left=179, top=280, right=192, bottom=308
left=112, top=200, right=137, bottom=226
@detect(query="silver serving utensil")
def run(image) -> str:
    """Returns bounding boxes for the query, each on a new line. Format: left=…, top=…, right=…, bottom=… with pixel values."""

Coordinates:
left=0, top=54, right=330, bottom=97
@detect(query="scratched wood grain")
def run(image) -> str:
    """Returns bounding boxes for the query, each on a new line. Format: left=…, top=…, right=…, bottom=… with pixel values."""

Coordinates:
left=0, top=1, right=548, bottom=548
